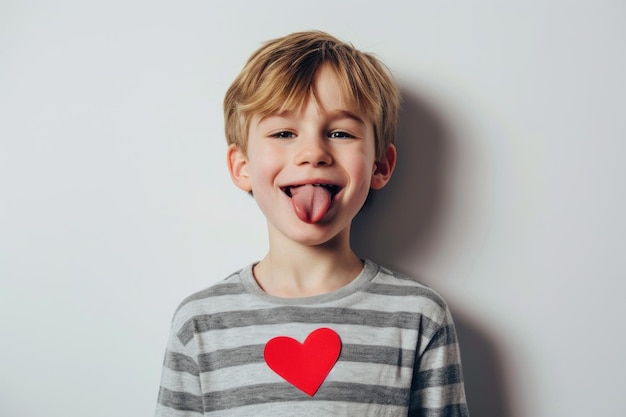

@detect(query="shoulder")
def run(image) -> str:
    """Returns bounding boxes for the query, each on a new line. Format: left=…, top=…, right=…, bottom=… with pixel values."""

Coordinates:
left=169, top=265, right=252, bottom=330
left=366, top=261, right=450, bottom=324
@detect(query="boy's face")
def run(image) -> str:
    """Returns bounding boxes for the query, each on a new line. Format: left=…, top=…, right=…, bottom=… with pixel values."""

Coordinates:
left=227, top=65, right=395, bottom=247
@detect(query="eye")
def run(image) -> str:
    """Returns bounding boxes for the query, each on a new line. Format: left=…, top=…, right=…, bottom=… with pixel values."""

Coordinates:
left=328, top=131, right=355, bottom=139
left=270, top=131, right=296, bottom=139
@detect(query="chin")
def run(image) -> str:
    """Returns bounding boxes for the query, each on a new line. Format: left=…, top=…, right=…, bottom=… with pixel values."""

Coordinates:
left=285, top=223, right=350, bottom=248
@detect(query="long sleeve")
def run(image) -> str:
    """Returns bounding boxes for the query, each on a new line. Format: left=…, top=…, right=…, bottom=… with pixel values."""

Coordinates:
left=408, top=307, right=470, bottom=417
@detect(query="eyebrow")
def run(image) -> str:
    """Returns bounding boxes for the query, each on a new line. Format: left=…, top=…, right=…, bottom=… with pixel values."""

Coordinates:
left=328, top=110, right=366, bottom=125
left=260, top=109, right=366, bottom=125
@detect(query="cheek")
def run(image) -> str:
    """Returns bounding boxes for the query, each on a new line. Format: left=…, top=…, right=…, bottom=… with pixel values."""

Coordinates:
left=348, top=155, right=376, bottom=194
left=248, top=149, right=282, bottom=188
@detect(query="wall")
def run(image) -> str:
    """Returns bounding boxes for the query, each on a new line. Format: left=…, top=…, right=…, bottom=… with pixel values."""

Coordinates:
left=2, top=1, right=624, bottom=416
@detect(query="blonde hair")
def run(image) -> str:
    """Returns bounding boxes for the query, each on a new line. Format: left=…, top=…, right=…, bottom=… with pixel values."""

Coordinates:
left=224, top=31, right=400, bottom=159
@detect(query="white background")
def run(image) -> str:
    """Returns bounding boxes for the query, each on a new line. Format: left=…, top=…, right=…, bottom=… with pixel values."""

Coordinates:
left=2, top=1, right=625, bottom=416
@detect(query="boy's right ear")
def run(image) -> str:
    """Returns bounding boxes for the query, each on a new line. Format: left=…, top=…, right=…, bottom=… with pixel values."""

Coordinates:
left=226, top=144, right=252, bottom=192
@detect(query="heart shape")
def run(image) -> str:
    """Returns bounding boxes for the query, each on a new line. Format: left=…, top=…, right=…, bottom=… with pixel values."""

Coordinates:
left=264, top=328, right=342, bottom=396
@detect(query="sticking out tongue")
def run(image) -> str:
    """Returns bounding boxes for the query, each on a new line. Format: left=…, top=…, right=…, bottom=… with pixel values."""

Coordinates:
left=289, top=184, right=333, bottom=224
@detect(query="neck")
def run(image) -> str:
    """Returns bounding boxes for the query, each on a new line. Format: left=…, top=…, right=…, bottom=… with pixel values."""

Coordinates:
left=253, top=225, right=363, bottom=298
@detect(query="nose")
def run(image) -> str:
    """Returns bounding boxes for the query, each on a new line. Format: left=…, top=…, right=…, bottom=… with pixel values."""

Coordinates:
left=294, top=134, right=333, bottom=167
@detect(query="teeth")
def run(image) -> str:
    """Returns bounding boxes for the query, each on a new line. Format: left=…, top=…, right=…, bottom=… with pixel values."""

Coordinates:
left=282, top=184, right=339, bottom=198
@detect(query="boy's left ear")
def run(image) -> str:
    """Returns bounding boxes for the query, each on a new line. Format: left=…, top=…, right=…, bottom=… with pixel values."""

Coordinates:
left=371, top=144, right=397, bottom=190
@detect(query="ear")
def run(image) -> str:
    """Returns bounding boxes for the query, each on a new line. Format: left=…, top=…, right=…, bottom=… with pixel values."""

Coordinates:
left=371, top=144, right=396, bottom=190
left=226, top=144, right=252, bottom=192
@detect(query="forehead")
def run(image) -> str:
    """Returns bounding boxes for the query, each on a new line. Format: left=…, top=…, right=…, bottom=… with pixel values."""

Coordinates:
left=312, top=66, right=353, bottom=111
left=255, top=66, right=367, bottom=123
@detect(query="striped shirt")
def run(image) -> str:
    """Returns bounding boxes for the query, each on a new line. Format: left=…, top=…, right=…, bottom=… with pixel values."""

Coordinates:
left=155, top=260, right=469, bottom=416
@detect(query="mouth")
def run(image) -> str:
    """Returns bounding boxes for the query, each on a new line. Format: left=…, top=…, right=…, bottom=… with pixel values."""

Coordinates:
left=281, top=183, right=341, bottom=199
left=280, top=183, right=342, bottom=223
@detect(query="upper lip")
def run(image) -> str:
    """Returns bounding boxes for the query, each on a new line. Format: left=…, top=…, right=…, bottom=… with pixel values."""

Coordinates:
left=280, top=180, right=343, bottom=198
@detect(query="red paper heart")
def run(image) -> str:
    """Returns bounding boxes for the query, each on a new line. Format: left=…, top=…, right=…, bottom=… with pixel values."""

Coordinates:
left=264, top=327, right=342, bottom=396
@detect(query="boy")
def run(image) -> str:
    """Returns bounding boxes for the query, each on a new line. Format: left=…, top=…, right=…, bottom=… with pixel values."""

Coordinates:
left=155, top=31, right=469, bottom=416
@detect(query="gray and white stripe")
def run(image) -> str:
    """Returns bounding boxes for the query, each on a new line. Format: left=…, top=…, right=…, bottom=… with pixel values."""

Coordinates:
left=156, top=260, right=469, bottom=416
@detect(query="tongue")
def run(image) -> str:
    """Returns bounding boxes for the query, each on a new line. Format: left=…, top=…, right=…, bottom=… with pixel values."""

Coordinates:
left=290, top=185, right=332, bottom=224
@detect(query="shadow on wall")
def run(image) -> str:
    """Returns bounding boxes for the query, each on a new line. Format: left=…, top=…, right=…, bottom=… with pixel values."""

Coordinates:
left=352, top=89, right=515, bottom=417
